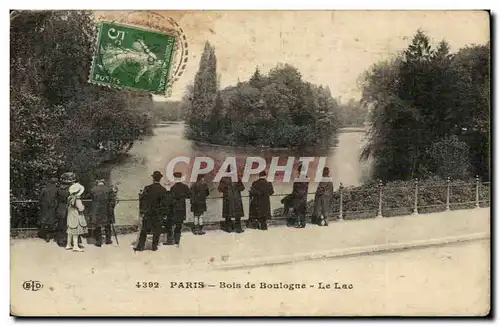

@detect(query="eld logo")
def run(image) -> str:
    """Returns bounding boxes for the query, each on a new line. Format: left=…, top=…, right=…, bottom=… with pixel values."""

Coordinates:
left=22, top=280, right=43, bottom=291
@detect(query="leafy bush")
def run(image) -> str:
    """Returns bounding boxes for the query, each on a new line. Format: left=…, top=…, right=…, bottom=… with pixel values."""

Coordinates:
left=10, top=11, right=153, bottom=226
left=427, top=136, right=471, bottom=180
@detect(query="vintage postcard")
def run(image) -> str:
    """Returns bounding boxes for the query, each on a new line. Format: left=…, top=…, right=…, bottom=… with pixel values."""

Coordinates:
left=10, top=10, right=490, bottom=316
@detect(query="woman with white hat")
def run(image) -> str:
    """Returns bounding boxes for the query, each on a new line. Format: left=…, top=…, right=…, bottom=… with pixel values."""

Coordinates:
left=65, top=182, right=88, bottom=252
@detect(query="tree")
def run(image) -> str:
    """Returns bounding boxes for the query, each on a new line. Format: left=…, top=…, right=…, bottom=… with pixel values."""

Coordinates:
left=151, top=100, right=185, bottom=122
left=360, top=57, right=407, bottom=180
left=360, top=29, right=490, bottom=181
left=338, top=98, right=368, bottom=126
left=208, top=91, right=224, bottom=136
left=187, top=41, right=218, bottom=139
left=249, top=67, right=266, bottom=89
left=451, top=44, right=490, bottom=179
left=10, top=10, right=152, bottom=201
left=268, top=64, right=306, bottom=124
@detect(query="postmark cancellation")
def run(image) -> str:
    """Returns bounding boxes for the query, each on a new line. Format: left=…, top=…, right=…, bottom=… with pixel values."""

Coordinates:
left=89, top=11, right=188, bottom=97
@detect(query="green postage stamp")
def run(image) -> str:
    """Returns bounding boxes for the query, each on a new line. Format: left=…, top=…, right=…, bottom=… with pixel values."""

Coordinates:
left=89, top=21, right=176, bottom=94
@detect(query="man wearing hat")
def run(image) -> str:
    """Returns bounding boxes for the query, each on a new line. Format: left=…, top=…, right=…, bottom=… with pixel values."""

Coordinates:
left=282, top=164, right=309, bottom=228
left=218, top=166, right=245, bottom=233
left=107, top=182, right=119, bottom=243
left=134, top=171, right=169, bottom=251
left=249, top=171, right=275, bottom=230
left=90, top=178, right=112, bottom=247
left=165, top=172, right=191, bottom=246
left=38, top=177, right=59, bottom=242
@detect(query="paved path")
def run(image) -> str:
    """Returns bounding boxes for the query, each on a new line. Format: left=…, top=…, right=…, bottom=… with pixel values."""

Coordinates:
left=10, top=208, right=490, bottom=316
left=11, top=208, right=489, bottom=269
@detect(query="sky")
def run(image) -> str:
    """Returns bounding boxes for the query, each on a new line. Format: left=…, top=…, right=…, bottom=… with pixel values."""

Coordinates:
left=111, top=11, right=489, bottom=102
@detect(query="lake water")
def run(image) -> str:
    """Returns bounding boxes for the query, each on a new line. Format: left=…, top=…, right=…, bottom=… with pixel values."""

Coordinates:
left=110, top=123, right=370, bottom=225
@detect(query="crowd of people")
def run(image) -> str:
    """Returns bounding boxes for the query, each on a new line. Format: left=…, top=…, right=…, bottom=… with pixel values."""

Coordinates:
left=38, top=172, right=118, bottom=252
left=36, top=164, right=334, bottom=252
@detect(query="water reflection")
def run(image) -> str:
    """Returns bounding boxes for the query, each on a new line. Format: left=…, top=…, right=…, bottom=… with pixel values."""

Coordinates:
left=110, top=123, right=369, bottom=224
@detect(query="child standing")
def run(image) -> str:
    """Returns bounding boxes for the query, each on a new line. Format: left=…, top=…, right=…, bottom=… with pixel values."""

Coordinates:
left=190, top=174, right=210, bottom=235
left=65, top=183, right=88, bottom=252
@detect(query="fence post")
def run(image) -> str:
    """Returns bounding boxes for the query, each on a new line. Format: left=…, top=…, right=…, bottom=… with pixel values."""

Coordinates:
left=338, top=182, right=344, bottom=221
left=377, top=180, right=383, bottom=218
left=446, top=177, right=451, bottom=211
left=412, top=178, right=419, bottom=215
left=475, top=175, right=480, bottom=208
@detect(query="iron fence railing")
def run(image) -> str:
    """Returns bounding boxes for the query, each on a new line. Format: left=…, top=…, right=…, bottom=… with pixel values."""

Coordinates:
left=10, top=177, right=491, bottom=229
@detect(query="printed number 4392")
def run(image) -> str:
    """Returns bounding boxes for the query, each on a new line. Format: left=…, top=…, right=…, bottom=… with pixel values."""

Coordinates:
left=136, top=281, right=160, bottom=288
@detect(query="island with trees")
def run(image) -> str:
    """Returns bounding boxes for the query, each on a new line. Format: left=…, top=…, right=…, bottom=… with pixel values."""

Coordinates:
left=183, top=42, right=342, bottom=148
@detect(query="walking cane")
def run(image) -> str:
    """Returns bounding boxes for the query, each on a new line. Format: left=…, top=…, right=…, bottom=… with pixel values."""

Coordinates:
left=111, top=223, right=119, bottom=245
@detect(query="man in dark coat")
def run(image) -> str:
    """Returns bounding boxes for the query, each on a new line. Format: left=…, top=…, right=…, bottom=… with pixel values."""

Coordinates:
left=218, top=167, right=245, bottom=233
left=106, top=182, right=119, bottom=243
left=90, top=179, right=112, bottom=247
left=281, top=193, right=295, bottom=227
left=190, top=174, right=209, bottom=235
left=165, top=172, right=191, bottom=246
left=249, top=171, right=274, bottom=230
left=134, top=171, right=169, bottom=251
left=161, top=187, right=173, bottom=243
left=282, top=164, right=309, bottom=228
left=38, top=177, right=59, bottom=242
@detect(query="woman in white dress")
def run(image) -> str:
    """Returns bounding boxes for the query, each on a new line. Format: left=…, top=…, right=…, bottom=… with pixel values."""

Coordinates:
left=65, top=183, right=88, bottom=252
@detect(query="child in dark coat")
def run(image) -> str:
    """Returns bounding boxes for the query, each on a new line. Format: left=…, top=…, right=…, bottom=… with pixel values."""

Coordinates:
left=314, top=167, right=334, bottom=226
left=190, top=174, right=210, bottom=235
